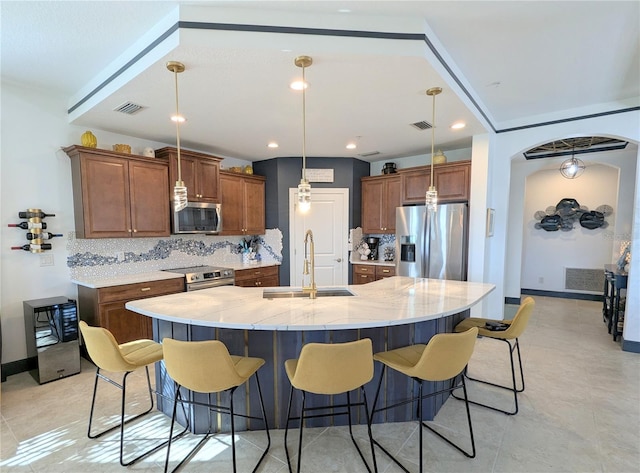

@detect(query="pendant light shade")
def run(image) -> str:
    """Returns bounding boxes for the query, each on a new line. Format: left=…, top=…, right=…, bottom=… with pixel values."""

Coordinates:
left=559, top=149, right=585, bottom=179
left=295, top=55, right=313, bottom=213
left=167, top=61, right=188, bottom=212
left=426, top=87, right=442, bottom=212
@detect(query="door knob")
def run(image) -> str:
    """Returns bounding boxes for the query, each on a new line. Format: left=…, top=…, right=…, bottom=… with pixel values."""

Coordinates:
left=335, top=258, right=342, bottom=262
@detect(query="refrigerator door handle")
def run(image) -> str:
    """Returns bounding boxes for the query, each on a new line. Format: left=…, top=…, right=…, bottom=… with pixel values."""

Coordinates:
left=423, top=209, right=431, bottom=278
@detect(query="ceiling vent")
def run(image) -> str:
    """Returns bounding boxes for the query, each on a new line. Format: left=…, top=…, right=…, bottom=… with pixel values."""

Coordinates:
left=410, top=120, right=432, bottom=130
left=524, top=136, right=628, bottom=159
left=113, top=101, right=145, bottom=115
left=359, top=151, right=381, bottom=157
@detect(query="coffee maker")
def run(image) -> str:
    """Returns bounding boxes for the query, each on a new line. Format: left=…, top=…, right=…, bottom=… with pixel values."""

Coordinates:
left=366, top=237, right=380, bottom=260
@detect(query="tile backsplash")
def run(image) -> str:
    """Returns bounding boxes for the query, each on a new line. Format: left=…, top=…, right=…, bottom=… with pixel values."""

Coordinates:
left=67, top=229, right=283, bottom=279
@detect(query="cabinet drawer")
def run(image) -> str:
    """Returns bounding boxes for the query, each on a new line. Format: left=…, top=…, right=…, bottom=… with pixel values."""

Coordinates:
left=354, top=273, right=376, bottom=284
left=97, top=278, right=185, bottom=303
left=376, top=266, right=396, bottom=278
left=235, top=265, right=279, bottom=283
left=353, top=264, right=375, bottom=275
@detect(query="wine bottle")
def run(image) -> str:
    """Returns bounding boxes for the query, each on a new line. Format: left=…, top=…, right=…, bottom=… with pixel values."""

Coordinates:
left=18, top=210, right=55, bottom=219
left=11, top=243, right=52, bottom=252
left=8, top=222, right=48, bottom=230
left=26, top=232, right=63, bottom=240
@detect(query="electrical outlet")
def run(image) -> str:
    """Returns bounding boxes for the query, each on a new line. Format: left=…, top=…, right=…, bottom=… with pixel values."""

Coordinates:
left=538, top=277, right=544, bottom=283
left=40, top=253, right=54, bottom=267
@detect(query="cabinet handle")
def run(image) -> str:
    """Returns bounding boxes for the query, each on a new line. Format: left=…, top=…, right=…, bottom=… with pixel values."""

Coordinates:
left=133, top=229, right=137, bottom=233
left=141, top=287, right=151, bottom=292
left=382, top=269, right=390, bottom=273
left=335, top=258, right=342, bottom=262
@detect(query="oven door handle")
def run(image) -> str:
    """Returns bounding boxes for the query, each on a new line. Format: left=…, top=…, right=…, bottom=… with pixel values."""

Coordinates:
left=186, top=279, right=235, bottom=291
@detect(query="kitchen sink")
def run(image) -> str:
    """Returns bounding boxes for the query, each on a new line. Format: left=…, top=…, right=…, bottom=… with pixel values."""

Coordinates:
left=263, top=288, right=355, bottom=299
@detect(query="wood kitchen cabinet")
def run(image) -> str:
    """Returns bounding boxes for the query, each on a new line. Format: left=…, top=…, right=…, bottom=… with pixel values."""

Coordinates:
left=77, top=278, right=184, bottom=344
left=219, top=171, right=266, bottom=235
left=352, top=264, right=396, bottom=284
left=361, top=175, right=401, bottom=234
left=400, top=161, right=471, bottom=204
left=65, top=146, right=170, bottom=238
left=234, top=265, right=279, bottom=287
left=155, top=147, right=222, bottom=203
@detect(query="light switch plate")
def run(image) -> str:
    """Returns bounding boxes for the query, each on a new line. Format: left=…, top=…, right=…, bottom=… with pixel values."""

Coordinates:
left=40, top=253, right=54, bottom=266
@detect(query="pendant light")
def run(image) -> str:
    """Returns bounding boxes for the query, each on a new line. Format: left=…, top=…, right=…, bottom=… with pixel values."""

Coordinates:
left=425, top=87, right=442, bottom=212
left=167, top=61, right=188, bottom=212
left=559, top=147, right=586, bottom=179
left=295, top=55, right=313, bottom=213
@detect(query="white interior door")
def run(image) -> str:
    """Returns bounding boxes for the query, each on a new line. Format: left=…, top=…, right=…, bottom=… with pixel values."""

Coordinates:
left=289, top=188, right=349, bottom=287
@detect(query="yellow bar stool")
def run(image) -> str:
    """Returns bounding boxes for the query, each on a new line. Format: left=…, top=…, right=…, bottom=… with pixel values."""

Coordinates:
left=79, top=321, right=186, bottom=466
left=284, top=338, right=377, bottom=473
left=453, top=296, right=536, bottom=415
left=162, top=338, right=270, bottom=473
left=370, top=327, right=479, bottom=473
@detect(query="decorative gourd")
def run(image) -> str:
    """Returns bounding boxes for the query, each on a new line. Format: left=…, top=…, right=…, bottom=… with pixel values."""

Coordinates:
left=81, top=131, right=97, bottom=148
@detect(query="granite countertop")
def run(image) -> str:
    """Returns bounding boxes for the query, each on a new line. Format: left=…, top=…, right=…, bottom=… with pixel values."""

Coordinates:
left=125, top=276, right=495, bottom=331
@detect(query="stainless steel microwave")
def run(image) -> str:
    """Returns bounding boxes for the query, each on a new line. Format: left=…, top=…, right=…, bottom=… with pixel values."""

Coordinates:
left=172, top=202, right=222, bottom=234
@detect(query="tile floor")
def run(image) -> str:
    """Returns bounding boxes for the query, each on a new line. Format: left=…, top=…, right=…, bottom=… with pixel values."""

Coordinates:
left=1, top=296, right=639, bottom=472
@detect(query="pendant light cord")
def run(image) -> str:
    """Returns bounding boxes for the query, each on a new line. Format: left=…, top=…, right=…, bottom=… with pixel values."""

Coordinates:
left=430, top=91, right=436, bottom=185
left=174, top=68, right=182, bottom=183
left=302, top=64, right=307, bottom=181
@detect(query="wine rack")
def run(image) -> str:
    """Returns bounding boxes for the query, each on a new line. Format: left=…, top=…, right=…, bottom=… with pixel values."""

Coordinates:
left=9, top=208, right=61, bottom=253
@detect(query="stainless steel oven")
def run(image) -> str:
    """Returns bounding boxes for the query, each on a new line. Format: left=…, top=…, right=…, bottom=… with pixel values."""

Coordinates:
left=162, top=266, right=235, bottom=291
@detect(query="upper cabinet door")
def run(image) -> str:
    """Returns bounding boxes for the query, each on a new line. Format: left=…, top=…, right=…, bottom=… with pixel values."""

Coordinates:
left=434, top=163, right=470, bottom=202
left=219, top=171, right=266, bottom=235
left=361, top=176, right=399, bottom=234
left=243, top=177, right=265, bottom=234
left=155, top=147, right=222, bottom=203
left=79, top=154, right=131, bottom=238
left=197, top=158, right=221, bottom=202
left=220, top=173, right=244, bottom=234
left=129, top=160, right=170, bottom=237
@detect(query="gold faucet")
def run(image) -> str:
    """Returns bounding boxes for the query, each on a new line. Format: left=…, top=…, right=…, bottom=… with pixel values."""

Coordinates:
left=302, top=229, right=317, bottom=299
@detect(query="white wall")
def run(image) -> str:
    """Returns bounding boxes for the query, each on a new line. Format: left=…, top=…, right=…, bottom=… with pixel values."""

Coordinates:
left=481, top=109, right=640, bottom=346
left=520, top=164, right=619, bottom=292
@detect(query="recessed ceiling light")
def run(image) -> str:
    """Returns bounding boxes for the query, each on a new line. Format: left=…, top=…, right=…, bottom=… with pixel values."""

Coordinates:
left=346, top=143, right=357, bottom=150
left=290, top=81, right=308, bottom=91
left=267, top=142, right=279, bottom=148
left=338, top=9, right=351, bottom=13
left=451, top=122, right=466, bottom=130
left=171, top=115, right=186, bottom=123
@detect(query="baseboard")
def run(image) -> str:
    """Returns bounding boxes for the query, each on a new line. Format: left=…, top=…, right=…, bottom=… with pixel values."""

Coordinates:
left=1, top=357, right=37, bottom=382
left=621, top=338, right=640, bottom=353
left=505, top=297, right=521, bottom=305
left=521, top=289, right=603, bottom=302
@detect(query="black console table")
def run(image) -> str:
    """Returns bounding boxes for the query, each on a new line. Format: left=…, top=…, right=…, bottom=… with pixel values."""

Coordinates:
left=603, top=264, right=627, bottom=342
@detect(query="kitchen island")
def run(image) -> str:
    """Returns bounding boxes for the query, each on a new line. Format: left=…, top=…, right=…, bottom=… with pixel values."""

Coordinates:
left=126, top=276, right=494, bottom=431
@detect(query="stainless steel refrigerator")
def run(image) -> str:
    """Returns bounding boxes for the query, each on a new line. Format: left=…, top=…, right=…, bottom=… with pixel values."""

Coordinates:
left=396, top=203, right=468, bottom=281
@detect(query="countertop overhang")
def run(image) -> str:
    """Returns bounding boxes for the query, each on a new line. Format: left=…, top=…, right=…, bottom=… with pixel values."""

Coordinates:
left=125, top=276, right=495, bottom=331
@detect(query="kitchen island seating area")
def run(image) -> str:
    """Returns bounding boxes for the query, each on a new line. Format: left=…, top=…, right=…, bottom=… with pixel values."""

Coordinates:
left=284, top=339, right=377, bottom=473
left=370, top=327, right=479, bottom=473
left=78, top=321, right=187, bottom=467
left=453, top=296, right=536, bottom=415
left=161, top=338, right=271, bottom=473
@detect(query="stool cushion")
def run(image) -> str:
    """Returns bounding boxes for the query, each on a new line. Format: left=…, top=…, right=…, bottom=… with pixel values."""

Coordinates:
left=455, top=296, right=535, bottom=340
left=80, top=321, right=162, bottom=373
left=119, top=339, right=164, bottom=367
left=374, top=328, right=478, bottom=382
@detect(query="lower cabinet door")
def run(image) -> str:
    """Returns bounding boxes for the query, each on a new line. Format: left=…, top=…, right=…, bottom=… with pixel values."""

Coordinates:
left=100, top=301, right=151, bottom=344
